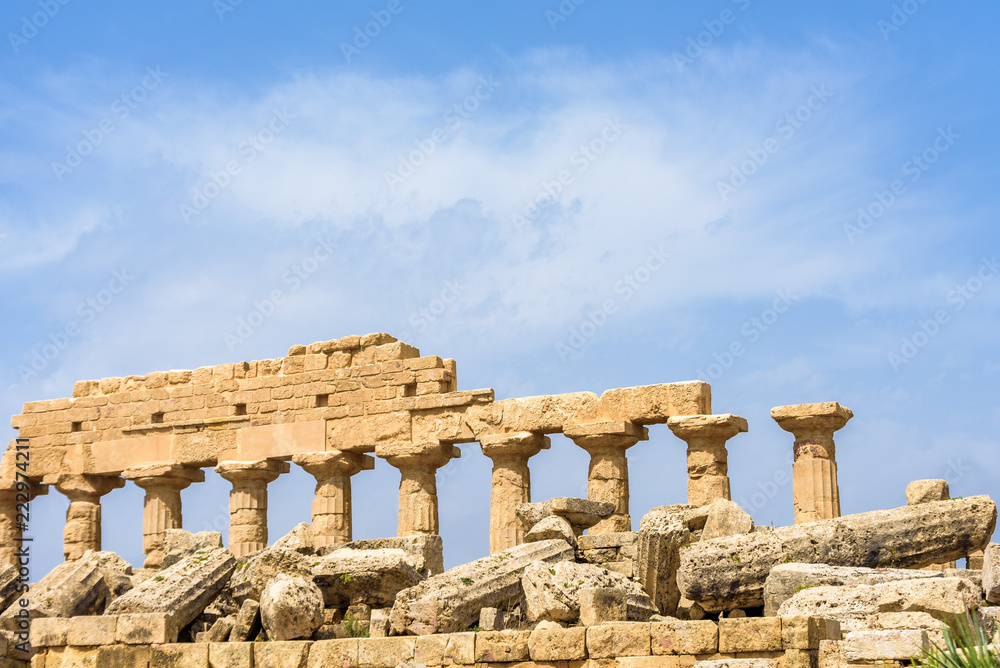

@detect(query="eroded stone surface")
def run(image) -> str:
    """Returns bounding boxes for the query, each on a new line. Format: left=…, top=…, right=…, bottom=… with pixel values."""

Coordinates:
left=1, top=557, right=107, bottom=629
left=983, top=542, right=1000, bottom=604
left=228, top=546, right=313, bottom=603
left=312, top=547, right=423, bottom=608
left=260, top=574, right=324, bottom=641
left=701, top=498, right=754, bottom=541
left=524, top=515, right=576, bottom=547
left=521, top=560, right=653, bottom=623
left=161, top=529, right=224, bottom=568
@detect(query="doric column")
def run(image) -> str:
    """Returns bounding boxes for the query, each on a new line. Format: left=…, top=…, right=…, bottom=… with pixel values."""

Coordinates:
left=479, top=432, right=550, bottom=553
left=667, top=414, right=748, bottom=506
left=0, top=479, right=47, bottom=568
left=51, top=474, right=125, bottom=560
left=292, top=450, right=374, bottom=550
left=564, top=421, right=648, bottom=534
left=771, top=402, right=853, bottom=524
left=122, top=463, right=205, bottom=568
left=377, top=441, right=460, bottom=537
left=215, top=460, right=289, bottom=558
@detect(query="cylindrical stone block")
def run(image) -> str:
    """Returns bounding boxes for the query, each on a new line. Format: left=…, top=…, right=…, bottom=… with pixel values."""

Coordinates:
left=293, top=451, right=374, bottom=550
left=667, top=414, right=748, bottom=507
left=480, top=432, right=550, bottom=553
left=379, top=442, right=459, bottom=539
left=216, top=460, right=288, bottom=558
left=125, top=464, right=204, bottom=568
left=53, top=474, right=125, bottom=561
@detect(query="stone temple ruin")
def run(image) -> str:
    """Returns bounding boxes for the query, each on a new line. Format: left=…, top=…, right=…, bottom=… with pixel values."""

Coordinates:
left=0, top=332, right=997, bottom=667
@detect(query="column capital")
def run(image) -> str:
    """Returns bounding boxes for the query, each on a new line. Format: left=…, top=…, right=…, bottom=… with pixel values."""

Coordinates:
left=480, top=432, right=550, bottom=460
left=215, top=459, right=289, bottom=484
left=292, top=450, right=374, bottom=478
left=667, top=414, right=748, bottom=442
left=771, top=402, right=852, bottom=435
left=564, top=421, right=647, bottom=450
left=49, top=473, right=125, bottom=499
left=123, top=463, right=205, bottom=491
left=0, top=478, right=48, bottom=500
left=377, top=441, right=460, bottom=471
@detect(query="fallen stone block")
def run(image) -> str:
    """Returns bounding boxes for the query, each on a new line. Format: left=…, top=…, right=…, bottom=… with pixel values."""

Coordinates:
left=369, top=608, right=390, bottom=638
left=524, top=515, right=576, bottom=547
left=105, top=547, right=236, bottom=632
left=390, top=538, right=573, bottom=635
left=312, top=547, right=422, bottom=608
left=478, top=607, right=502, bottom=631
left=338, top=535, right=443, bottom=577
left=777, top=577, right=983, bottom=632
left=204, top=616, right=234, bottom=643
left=702, top=498, right=754, bottom=541
left=984, top=543, right=1000, bottom=604
left=528, top=621, right=587, bottom=661
left=906, top=479, right=949, bottom=505
left=273, top=522, right=315, bottom=556
left=943, top=568, right=983, bottom=590
left=522, top=560, right=654, bottom=623
left=0, top=563, right=20, bottom=615
left=516, top=497, right=615, bottom=536
left=81, top=551, right=134, bottom=603
left=228, top=546, right=313, bottom=603
left=579, top=587, right=626, bottom=626
left=763, top=563, right=943, bottom=616
left=161, top=529, right=224, bottom=568
left=227, top=599, right=260, bottom=642
left=870, top=611, right=942, bottom=631
left=636, top=505, right=695, bottom=616
left=1, top=557, right=107, bottom=629
left=678, top=496, right=996, bottom=611
left=260, top=575, right=323, bottom=641
left=843, top=629, right=929, bottom=661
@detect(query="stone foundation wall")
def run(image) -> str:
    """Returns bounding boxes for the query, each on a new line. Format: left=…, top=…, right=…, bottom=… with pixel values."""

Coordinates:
left=22, top=617, right=845, bottom=667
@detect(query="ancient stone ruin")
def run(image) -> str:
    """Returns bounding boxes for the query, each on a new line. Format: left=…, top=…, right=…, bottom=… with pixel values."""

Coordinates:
left=1, top=332, right=997, bottom=667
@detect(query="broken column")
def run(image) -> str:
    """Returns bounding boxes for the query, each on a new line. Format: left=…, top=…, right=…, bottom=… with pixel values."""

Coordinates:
left=771, top=402, right=852, bottom=523
left=377, top=441, right=460, bottom=537
left=292, top=450, right=374, bottom=550
left=0, top=478, right=46, bottom=568
left=50, top=473, right=125, bottom=560
left=906, top=479, right=956, bottom=570
left=564, top=421, right=648, bottom=534
left=122, top=463, right=205, bottom=568
left=215, top=460, right=289, bottom=558
left=479, top=432, right=550, bottom=553
left=667, top=414, right=748, bottom=506
left=676, top=495, right=997, bottom=612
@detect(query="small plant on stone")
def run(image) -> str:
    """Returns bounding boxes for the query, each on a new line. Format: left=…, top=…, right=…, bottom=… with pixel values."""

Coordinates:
left=339, top=573, right=353, bottom=584
left=913, top=614, right=999, bottom=668
left=460, top=578, right=473, bottom=586
left=342, top=616, right=369, bottom=638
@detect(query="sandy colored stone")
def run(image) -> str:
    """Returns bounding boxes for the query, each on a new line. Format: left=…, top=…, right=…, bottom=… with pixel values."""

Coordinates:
left=312, top=547, right=422, bottom=608
left=525, top=515, right=576, bottom=547
left=696, top=660, right=775, bottom=668
left=259, top=575, right=323, bottom=641
left=586, top=621, right=651, bottom=658
left=228, top=546, right=313, bottom=603
left=523, top=561, right=653, bottom=623
left=843, top=629, right=928, bottom=661
left=1, top=557, right=107, bottom=629
left=339, top=535, right=443, bottom=577
left=983, top=542, right=1000, bottom=604
left=115, top=612, right=178, bottom=644
left=636, top=505, right=696, bottom=617
left=94, top=644, right=153, bottom=668
left=28, top=617, right=71, bottom=647
left=763, top=563, right=943, bottom=616
left=528, top=621, right=586, bottom=661
left=677, top=496, right=996, bottom=612
left=390, top=538, right=573, bottom=635
left=226, top=599, right=259, bottom=642
left=702, top=498, right=754, bottom=541
left=273, top=522, right=315, bottom=555
left=255, top=640, right=312, bottom=668
left=307, top=638, right=358, bottom=668
left=667, top=414, right=747, bottom=506
left=358, top=636, right=417, bottom=667
left=66, top=615, right=117, bottom=646
left=0, top=563, right=19, bottom=614
left=776, top=577, right=983, bottom=632
left=161, top=530, right=224, bottom=567
left=516, top=497, right=616, bottom=536
left=480, top=431, right=551, bottom=553
left=151, top=642, right=210, bottom=667
left=208, top=642, right=252, bottom=668
left=718, top=617, right=782, bottom=653
left=478, top=606, right=502, bottom=631
left=580, top=587, right=627, bottom=626
left=474, top=630, right=530, bottom=663
left=906, top=480, right=950, bottom=505
left=651, top=620, right=719, bottom=655
left=780, top=616, right=842, bottom=649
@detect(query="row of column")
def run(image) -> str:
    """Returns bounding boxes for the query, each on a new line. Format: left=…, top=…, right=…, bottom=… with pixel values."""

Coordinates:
left=1, top=402, right=853, bottom=567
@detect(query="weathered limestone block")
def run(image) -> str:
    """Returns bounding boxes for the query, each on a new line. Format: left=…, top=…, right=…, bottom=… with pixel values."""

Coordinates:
left=906, top=479, right=949, bottom=505
left=465, top=392, right=599, bottom=435
left=273, top=523, right=315, bottom=555
left=339, top=535, right=443, bottom=577
left=781, top=615, right=842, bottom=650
left=256, top=640, right=312, bottom=668
left=777, top=577, right=983, bottom=632
left=227, top=599, right=260, bottom=642
left=312, top=547, right=422, bottom=608
left=677, top=496, right=996, bottom=611
left=151, top=643, right=209, bottom=667
left=651, top=619, right=719, bottom=655
left=0, top=557, right=107, bottom=629
left=474, top=630, right=531, bottom=663
left=390, top=539, right=573, bottom=635
left=228, top=546, right=313, bottom=603
left=51, top=473, right=125, bottom=560
left=597, top=382, right=712, bottom=423
left=522, top=561, right=653, bottom=623
left=943, top=568, right=982, bottom=589
left=105, top=548, right=236, bottom=632
left=259, top=575, right=324, bottom=641
left=667, top=414, right=747, bottom=506
left=636, top=505, right=695, bottom=617
left=718, top=617, right=782, bottom=652
left=161, top=529, right=224, bottom=568
left=203, top=616, right=234, bottom=643
left=369, top=608, right=390, bottom=638
left=67, top=614, right=118, bottom=646
left=115, top=612, right=178, bottom=644
left=701, top=498, right=754, bottom=540
left=209, top=642, right=253, bottom=668
left=480, top=432, right=550, bottom=553
left=524, top=515, right=576, bottom=547
left=983, top=543, right=1000, bottom=604
left=586, top=621, right=652, bottom=658
left=0, top=564, right=21, bottom=614
left=579, top=587, right=626, bottom=626
left=528, top=621, right=587, bottom=661
left=29, top=617, right=71, bottom=647
left=772, top=402, right=852, bottom=524
left=478, top=607, right=502, bottom=631
left=696, top=660, right=776, bottom=668
left=516, top=497, right=616, bottom=537
left=763, top=563, right=943, bottom=616
left=843, top=629, right=929, bottom=661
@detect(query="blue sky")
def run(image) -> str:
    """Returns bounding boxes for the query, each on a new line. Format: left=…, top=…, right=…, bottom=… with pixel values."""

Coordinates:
left=3, top=1, right=999, bottom=577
